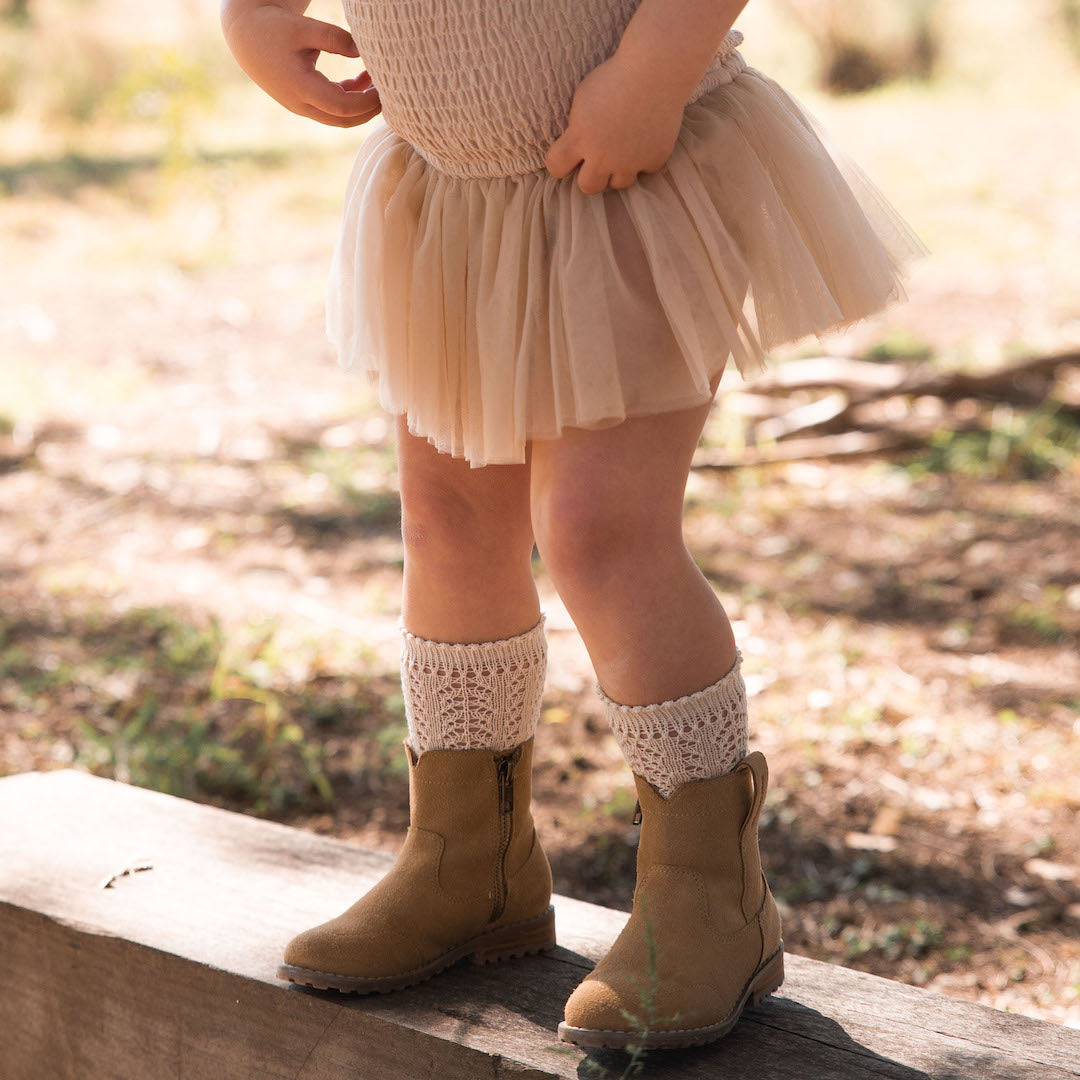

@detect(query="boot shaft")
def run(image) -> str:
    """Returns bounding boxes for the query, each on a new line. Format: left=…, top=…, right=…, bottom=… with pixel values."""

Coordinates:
left=631, top=751, right=770, bottom=926
left=403, top=736, right=540, bottom=914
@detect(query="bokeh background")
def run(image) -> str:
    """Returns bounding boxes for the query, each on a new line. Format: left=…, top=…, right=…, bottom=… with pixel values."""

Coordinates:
left=2, top=0, right=1078, bottom=1026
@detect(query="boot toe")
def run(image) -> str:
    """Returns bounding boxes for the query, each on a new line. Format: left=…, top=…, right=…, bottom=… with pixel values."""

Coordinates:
left=283, top=910, right=438, bottom=979
left=282, top=915, right=362, bottom=976
left=282, top=913, right=383, bottom=974
left=563, top=975, right=634, bottom=1033
left=282, top=921, right=338, bottom=972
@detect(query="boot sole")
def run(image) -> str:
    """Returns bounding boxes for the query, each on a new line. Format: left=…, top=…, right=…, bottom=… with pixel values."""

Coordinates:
left=276, top=905, right=557, bottom=994
left=556, top=941, right=784, bottom=1050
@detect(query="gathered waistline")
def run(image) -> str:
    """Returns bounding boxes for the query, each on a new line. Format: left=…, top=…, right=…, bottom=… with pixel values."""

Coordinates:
left=400, top=48, right=749, bottom=182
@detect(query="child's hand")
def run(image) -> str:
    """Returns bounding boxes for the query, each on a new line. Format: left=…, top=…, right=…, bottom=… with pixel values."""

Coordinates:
left=544, top=54, right=686, bottom=194
left=222, top=4, right=380, bottom=128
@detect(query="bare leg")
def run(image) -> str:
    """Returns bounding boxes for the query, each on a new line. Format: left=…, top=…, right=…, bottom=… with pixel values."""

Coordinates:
left=528, top=375, right=731, bottom=705
left=396, top=415, right=538, bottom=642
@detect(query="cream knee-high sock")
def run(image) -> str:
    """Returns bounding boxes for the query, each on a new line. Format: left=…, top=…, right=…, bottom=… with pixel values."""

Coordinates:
left=598, top=649, right=749, bottom=798
left=400, top=612, right=548, bottom=754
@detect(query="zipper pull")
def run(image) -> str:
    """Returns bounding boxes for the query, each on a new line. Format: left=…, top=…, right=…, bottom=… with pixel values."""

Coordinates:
left=498, top=758, right=513, bottom=814
left=497, top=745, right=521, bottom=814
left=632, top=799, right=642, bottom=825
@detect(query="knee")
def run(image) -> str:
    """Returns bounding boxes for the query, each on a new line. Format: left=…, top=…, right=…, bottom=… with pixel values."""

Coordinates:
left=532, top=487, right=681, bottom=593
left=399, top=475, right=531, bottom=569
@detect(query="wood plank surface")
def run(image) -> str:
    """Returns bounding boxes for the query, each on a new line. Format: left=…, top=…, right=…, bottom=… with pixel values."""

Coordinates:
left=1, top=768, right=1076, bottom=1080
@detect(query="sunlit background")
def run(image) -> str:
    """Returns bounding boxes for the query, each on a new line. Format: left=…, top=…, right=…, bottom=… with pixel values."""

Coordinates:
left=2, top=0, right=1078, bottom=1026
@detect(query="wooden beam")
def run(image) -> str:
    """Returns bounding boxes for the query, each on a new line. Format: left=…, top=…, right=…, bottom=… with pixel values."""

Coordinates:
left=1, top=769, right=1077, bottom=1079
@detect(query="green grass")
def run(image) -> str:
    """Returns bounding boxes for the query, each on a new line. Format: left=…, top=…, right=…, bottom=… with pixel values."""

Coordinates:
left=70, top=607, right=336, bottom=815
left=0, top=600, right=417, bottom=817
left=839, top=918, right=946, bottom=963
left=75, top=690, right=333, bottom=815
left=862, top=329, right=934, bottom=364
left=1006, top=586, right=1068, bottom=644
left=905, top=403, right=1080, bottom=481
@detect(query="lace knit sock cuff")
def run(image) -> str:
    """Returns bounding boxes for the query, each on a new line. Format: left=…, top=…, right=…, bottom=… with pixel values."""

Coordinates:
left=599, top=649, right=749, bottom=799
left=400, top=612, right=548, bottom=754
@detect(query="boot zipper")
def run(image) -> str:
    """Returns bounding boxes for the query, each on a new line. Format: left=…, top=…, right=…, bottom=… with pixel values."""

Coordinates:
left=632, top=799, right=642, bottom=825
left=491, top=745, right=522, bottom=923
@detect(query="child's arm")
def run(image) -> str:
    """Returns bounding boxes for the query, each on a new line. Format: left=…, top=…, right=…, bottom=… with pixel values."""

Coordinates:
left=545, top=0, right=751, bottom=193
left=615, top=0, right=751, bottom=105
left=220, top=0, right=380, bottom=127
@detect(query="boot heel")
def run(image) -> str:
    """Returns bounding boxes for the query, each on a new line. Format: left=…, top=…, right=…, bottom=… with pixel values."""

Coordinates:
left=750, top=943, right=785, bottom=1006
left=468, top=906, right=557, bottom=966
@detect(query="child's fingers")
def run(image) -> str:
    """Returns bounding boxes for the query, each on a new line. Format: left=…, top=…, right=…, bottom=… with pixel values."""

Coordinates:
left=338, top=71, right=374, bottom=93
left=609, top=170, right=639, bottom=190
left=299, top=70, right=379, bottom=118
left=544, top=135, right=581, bottom=180
left=576, top=166, right=612, bottom=196
left=303, top=17, right=360, bottom=58
left=293, top=101, right=375, bottom=128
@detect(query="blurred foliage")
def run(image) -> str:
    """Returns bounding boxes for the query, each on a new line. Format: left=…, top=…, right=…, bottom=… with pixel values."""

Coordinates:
left=0, top=0, right=30, bottom=27
left=774, top=0, right=942, bottom=92
left=907, top=402, right=1080, bottom=481
left=0, top=0, right=225, bottom=137
left=70, top=607, right=335, bottom=816
left=1063, top=0, right=1080, bottom=63
left=828, top=916, right=946, bottom=964
left=76, top=691, right=330, bottom=815
left=106, top=47, right=217, bottom=156
left=862, top=329, right=935, bottom=365
left=1, top=587, right=417, bottom=813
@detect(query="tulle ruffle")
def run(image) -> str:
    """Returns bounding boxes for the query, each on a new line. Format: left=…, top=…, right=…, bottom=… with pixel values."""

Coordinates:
left=326, top=62, right=927, bottom=468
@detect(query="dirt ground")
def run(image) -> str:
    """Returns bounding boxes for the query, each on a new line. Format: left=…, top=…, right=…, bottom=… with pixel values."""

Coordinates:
left=1, top=0, right=1079, bottom=1033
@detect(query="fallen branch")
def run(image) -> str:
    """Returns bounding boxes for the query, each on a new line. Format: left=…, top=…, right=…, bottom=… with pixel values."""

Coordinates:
left=693, top=412, right=989, bottom=470
left=692, top=429, right=919, bottom=469
left=746, top=355, right=912, bottom=396
left=744, top=349, right=1080, bottom=408
left=715, top=350, right=1080, bottom=449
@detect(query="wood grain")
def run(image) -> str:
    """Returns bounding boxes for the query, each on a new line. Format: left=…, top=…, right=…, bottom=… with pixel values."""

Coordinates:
left=1, top=769, right=1076, bottom=1079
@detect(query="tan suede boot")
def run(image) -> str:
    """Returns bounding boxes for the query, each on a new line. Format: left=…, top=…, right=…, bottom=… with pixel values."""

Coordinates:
left=558, top=750, right=783, bottom=1049
left=278, top=735, right=555, bottom=992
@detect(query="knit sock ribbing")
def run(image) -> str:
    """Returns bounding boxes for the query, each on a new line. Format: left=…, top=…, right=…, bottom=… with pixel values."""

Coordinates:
left=598, top=649, right=749, bottom=799
left=400, top=612, right=548, bottom=754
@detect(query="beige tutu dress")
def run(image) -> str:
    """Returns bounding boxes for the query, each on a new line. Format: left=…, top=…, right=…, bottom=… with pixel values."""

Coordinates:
left=326, top=0, right=927, bottom=467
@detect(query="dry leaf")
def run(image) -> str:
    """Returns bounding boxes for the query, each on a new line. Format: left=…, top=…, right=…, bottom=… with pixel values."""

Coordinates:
left=870, top=805, right=904, bottom=836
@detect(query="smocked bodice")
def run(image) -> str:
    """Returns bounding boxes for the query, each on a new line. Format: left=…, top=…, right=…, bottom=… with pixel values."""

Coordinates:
left=341, top=0, right=746, bottom=179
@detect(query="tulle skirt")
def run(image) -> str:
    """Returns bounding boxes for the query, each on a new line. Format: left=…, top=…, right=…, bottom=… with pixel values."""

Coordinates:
left=325, top=61, right=927, bottom=468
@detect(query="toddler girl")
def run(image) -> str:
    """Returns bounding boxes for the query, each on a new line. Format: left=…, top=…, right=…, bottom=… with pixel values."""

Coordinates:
left=222, top=0, right=924, bottom=1051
